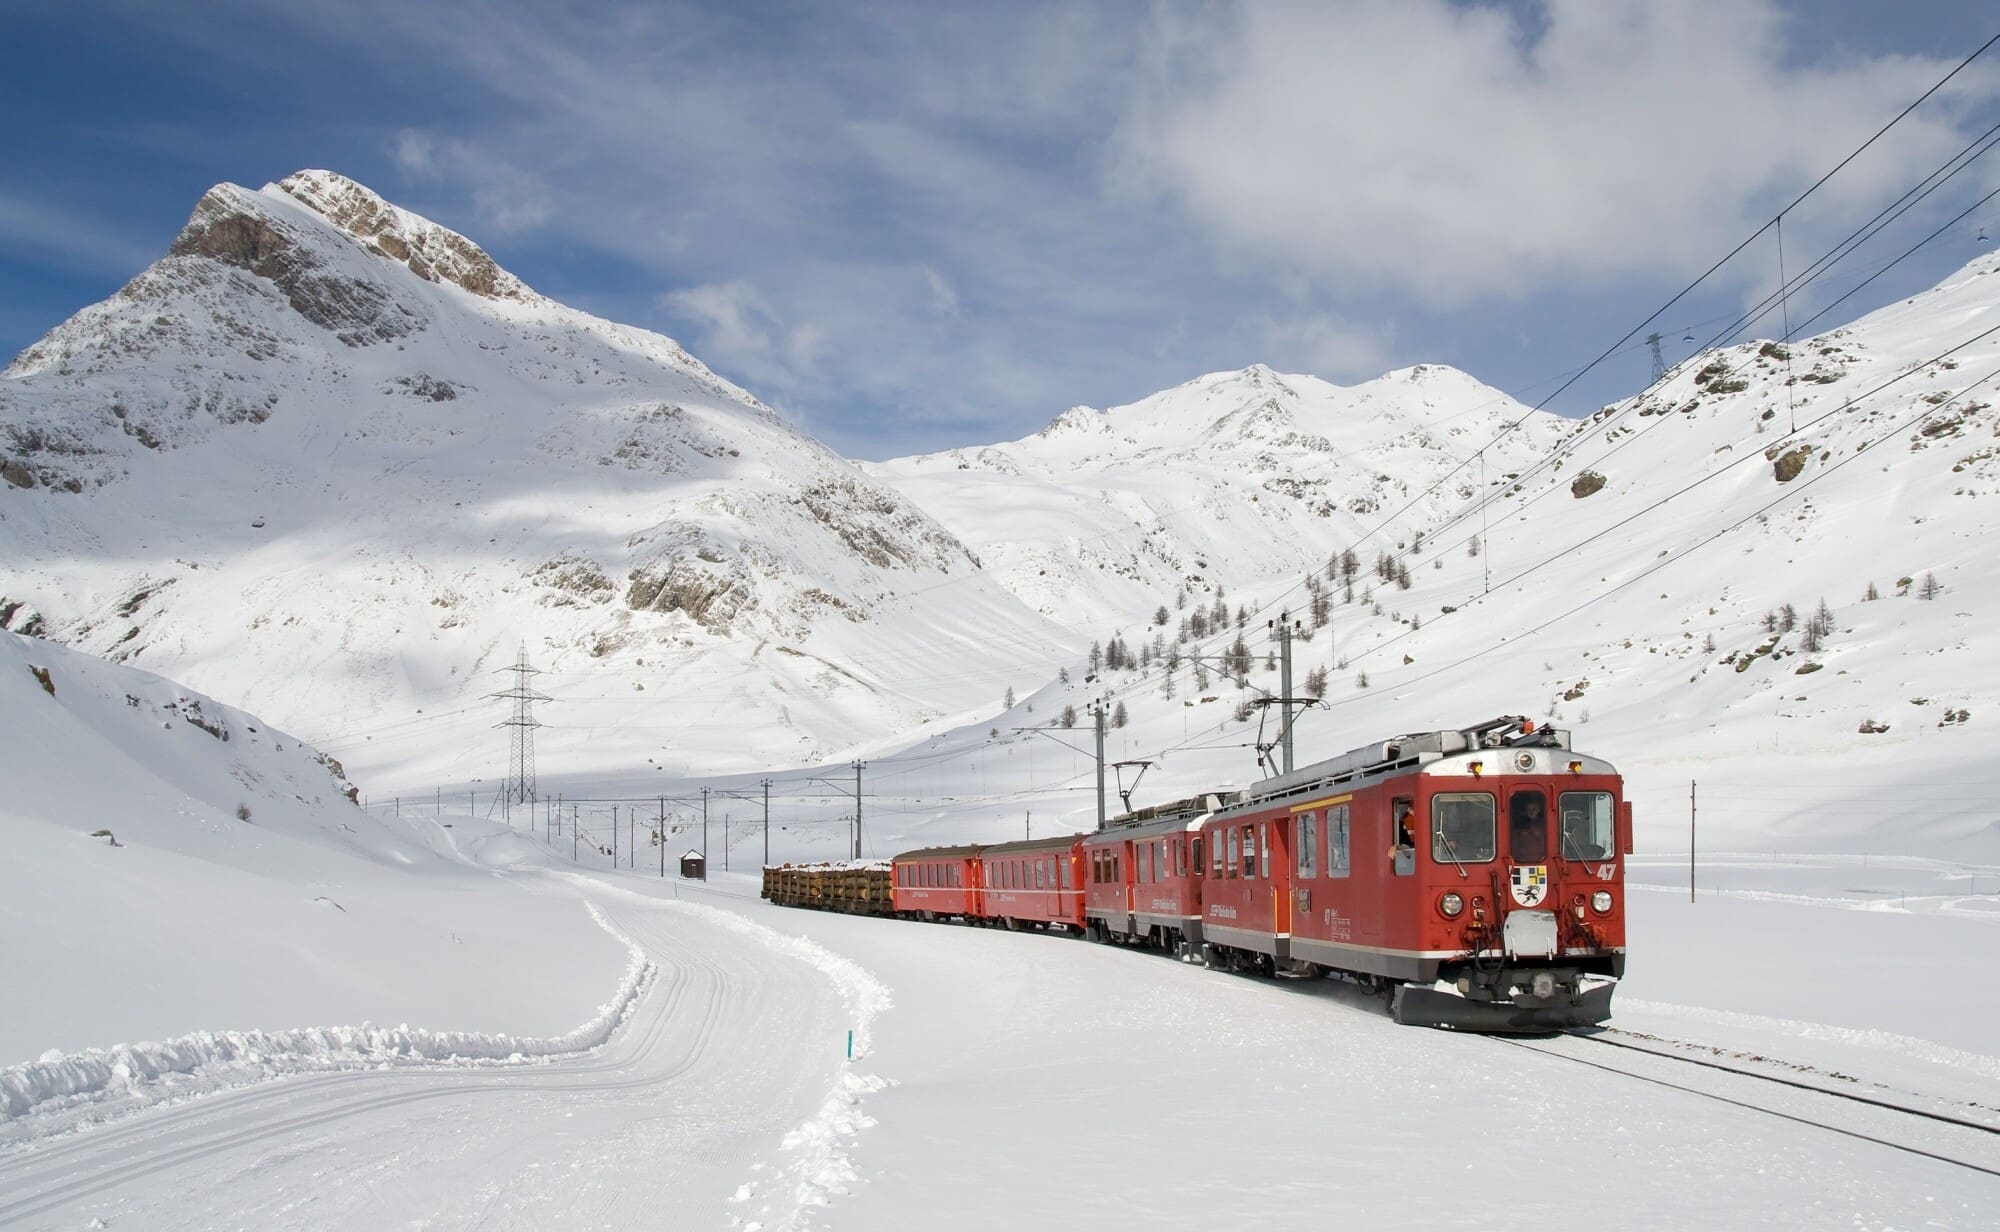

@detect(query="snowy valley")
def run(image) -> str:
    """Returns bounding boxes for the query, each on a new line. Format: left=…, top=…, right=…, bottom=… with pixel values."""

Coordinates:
left=4, top=170, right=1999, bottom=1229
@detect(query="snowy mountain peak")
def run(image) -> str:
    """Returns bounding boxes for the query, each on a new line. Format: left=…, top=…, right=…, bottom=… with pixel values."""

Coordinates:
left=270, top=170, right=534, bottom=303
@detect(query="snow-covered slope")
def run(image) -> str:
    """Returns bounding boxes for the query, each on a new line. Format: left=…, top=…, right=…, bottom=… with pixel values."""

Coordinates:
left=868, top=362, right=1564, bottom=632
left=0, top=631, right=626, bottom=1064
left=850, top=248, right=2000, bottom=860
left=0, top=172, right=1054, bottom=786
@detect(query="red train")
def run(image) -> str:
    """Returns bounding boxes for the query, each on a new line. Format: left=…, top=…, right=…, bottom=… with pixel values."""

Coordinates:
left=804, top=716, right=1630, bottom=1032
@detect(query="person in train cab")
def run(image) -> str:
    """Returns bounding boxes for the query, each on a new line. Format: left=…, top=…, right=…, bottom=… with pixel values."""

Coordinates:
left=1388, top=800, right=1416, bottom=862
left=1511, top=793, right=1548, bottom=863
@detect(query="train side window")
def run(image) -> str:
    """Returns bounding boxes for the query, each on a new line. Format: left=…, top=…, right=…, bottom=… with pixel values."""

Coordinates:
left=1327, top=804, right=1351, bottom=878
left=1194, top=836, right=1206, bottom=877
left=1432, top=793, right=1498, bottom=863
left=1061, top=859, right=1073, bottom=890
left=1259, top=825, right=1271, bottom=879
left=1209, top=834, right=1222, bottom=878
left=1176, top=839, right=1188, bottom=877
left=1557, top=792, right=1615, bottom=861
left=1297, top=812, right=1318, bottom=878
left=1226, top=828, right=1240, bottom=879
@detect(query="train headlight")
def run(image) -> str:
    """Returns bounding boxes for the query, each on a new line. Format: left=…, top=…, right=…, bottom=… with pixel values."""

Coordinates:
left=1592, top=890, right=1613, bottom=913
left=1440, top=892, right=1465, bottom=917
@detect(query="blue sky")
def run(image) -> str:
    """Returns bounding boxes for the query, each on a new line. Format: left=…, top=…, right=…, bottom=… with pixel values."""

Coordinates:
left=3, top=1, right=1997, bottom=459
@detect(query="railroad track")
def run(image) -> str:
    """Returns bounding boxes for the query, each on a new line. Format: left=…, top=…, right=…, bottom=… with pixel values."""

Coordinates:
left=1497, top=1027, right=2000, bottom=1180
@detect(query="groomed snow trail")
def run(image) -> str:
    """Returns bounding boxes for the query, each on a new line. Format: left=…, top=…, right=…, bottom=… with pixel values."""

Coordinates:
left=0, top=880, right=884, bottom=1231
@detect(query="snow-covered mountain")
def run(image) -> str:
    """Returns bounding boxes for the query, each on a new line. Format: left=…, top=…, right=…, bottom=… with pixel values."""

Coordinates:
left=867, top=362, right=1564, bottom=632
left=902, top=247, right=2000, bottom=857
left=6, top=167, right=1998, bottom=859
left=0, top=172, right=1054, bottom=785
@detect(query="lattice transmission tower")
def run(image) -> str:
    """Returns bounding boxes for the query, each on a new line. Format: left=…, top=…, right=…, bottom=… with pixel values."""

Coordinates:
left=490, top=644, right=550, bottom=812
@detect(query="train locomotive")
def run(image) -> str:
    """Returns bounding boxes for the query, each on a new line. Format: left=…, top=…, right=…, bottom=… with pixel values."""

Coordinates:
left=764, top=715, right=1630, bottom=1032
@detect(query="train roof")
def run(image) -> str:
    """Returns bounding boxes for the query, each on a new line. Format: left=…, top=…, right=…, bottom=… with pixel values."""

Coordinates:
left=1084, top=793, right=1218, bottom=843
left=979, top=833, right=1090, bottom=858
left=1219, top=715, right=1613, bottom=816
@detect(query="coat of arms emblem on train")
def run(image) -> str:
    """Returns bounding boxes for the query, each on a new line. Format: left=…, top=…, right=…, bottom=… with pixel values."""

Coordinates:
left=1510, top=865, right=1549, bottom=907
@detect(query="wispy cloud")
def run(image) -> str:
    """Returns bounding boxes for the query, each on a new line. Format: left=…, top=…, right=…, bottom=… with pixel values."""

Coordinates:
left=0, top=187, right=165, bottom=280
left=1114, top=0, right=1996, bottom=307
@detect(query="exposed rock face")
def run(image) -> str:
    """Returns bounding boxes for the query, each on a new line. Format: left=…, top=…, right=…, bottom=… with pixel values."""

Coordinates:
left=1771, top=445, right=1813, bottom=483
left=170, top=185, right=419, bottom=347
left=1570, top=470, right=1607, bottom=498
left=275, top=171, right=529, bottom=302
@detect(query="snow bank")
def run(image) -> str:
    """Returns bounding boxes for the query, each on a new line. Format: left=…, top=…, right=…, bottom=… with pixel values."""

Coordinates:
left=0, top=902, right=653, bottom=1131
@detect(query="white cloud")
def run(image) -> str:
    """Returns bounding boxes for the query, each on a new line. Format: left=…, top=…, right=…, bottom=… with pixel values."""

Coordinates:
left=661, top=280, right=824, bottom=394
left=1256, top=313, right=1394, bottom=381
left=388, top=128, right=552, bottom=234
left=1115, top=0, right=1994, bottom=306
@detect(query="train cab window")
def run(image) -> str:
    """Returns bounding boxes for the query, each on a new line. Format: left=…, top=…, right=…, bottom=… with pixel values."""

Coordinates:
left=1138, top=844, right=1150, bottom=884
left=1509, top=792, right=1549, bottom=864
left=1432, top=793, right=1498, bottom=863
left=1259, top=825, right=1271, bottom=879
left=1177, top=839, right=1189, bottom=878
left=1297, top=812, right=1318, bottom=878
left=1241, top=825, right=1257, bottom=878
left=1194, top=836, right=1206, bottom=877
left=1327, top=804, right=1351, bottom=878
left=1226, top=828, right=1240, bottom=879
left=1061, top=859, right=1073, bottom=890
left=1558, top=792, right=1615, bottom=860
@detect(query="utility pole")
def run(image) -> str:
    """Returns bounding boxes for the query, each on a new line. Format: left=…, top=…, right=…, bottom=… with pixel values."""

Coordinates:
left=1093, top=697, right=1108, bottom=830
left=723, top=813, right=731, bottom=872
left=1254, top=612, right=1311, bottom=775
left=761, top=778, right=772, bottom=868
left=852, top=761, right=866, bottom=859
left=658, top=797, right=666, bottom=877
left=1689, top=781, right=1697, bottom=904
left=702, top=786, right=710, bottom=860
left=572, top=804, right=578, bottom=862
left=488, top=644, right=549, bottom=811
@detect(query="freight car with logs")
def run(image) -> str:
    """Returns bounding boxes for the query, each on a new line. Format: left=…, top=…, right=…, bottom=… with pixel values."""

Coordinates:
left=763, top=716, right=1631, bottom=1032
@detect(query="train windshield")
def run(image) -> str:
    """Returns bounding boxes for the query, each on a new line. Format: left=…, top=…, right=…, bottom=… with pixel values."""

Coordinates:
left=1510, top=791, right=1549, bottom=863
left=1431, top=793, right=1496, bottom=862
left=1558, top=792, right=1616, bottom=861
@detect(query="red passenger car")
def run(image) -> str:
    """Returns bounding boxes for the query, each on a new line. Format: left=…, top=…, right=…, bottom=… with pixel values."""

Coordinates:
left=891, top=845, right=983, bottom=921
left=1197, top=716, right=1629, bottom=1030
left=1081, top=796, right=1215, bottom=950
left=976, top=835, right=1086, bottom=932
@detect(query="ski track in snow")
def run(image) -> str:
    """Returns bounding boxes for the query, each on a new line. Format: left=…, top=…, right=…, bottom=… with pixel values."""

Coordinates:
left=0, top=901, right=655, bottom=1132
left=553, top=876, right=895, bottom=1230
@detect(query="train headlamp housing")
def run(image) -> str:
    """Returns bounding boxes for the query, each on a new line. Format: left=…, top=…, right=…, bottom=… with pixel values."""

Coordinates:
left=1591, top=890, right=1613, bottom=914
left=1440, top=892, right=1465, bottom=918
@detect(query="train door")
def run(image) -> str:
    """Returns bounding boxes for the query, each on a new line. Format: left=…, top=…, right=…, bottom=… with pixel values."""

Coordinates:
left=1271, top=816, right=1293, bottom=937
